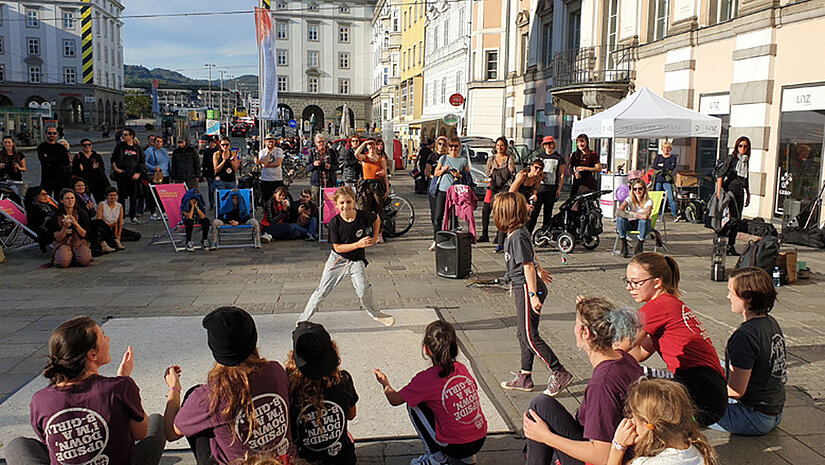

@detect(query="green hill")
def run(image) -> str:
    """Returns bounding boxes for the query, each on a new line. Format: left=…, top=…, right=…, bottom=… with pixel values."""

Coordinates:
left=125, top=65, right=258, bottom=90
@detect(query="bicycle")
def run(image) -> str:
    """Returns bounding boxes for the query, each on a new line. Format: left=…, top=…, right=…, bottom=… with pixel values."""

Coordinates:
left=382, top=192, right=414, bottom=238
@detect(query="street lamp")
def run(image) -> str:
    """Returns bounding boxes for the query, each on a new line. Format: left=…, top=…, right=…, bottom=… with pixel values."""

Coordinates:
left=204, top=63, right=216, bottom=109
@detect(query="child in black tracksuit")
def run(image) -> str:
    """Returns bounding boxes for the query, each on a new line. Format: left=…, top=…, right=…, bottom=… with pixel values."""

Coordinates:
left=493, top=191, right=572, bottom=396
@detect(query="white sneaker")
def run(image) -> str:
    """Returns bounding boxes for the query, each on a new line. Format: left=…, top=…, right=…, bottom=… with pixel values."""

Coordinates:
left=410, top=453, right=447, bottom=465
left=150, top=213, right=160, bottom=221
left=184, top=241, right=194, bottom=252
left=428, top=241, right=436, bottom=252
left=373, top=312, right=395, bottom=327
left=261, top=233, right=272, bottom=243
left=129, top=217, right=140, bottom=225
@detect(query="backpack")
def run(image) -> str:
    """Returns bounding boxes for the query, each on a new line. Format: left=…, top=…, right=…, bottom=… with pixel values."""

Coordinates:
left=738, top=217, right=778, bottom=238
left=735, top=236, right=779, bottom=273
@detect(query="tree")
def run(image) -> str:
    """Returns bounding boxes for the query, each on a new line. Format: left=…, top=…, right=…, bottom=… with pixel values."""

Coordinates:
left=125, top=94, right=152, bottom=118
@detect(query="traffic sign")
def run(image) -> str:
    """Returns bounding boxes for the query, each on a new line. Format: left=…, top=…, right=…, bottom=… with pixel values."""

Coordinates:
left=449, top=93, right=465, bottom=106
left=443, top=113, right=460, bottom=125
left=288, top=119, right=298, bottom=128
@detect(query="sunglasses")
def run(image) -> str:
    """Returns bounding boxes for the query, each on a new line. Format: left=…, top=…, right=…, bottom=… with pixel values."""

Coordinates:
left=436, top=141, right=446, bottom=146
left=738, top=144, right=749, bottom=148
left=532, top=166, right=542, bottom=170
left=220, top=143, right=230, bottom=147
left=82, top=143, right=92, bottom=146
left=633, top=187, right=645, bottom=191
left=46, top=132, right=58, bottom=135
left=449, top=144, right=460, bottom=149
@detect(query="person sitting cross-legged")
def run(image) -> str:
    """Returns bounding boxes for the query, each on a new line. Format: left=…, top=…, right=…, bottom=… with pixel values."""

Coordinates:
left=211, top=190, right=261, bottom=249
left=616, top=179, right=653, bottom=258
left=181, top=187, right=211, bottom=252
left=261, top=187, right=303, bottom=242
left=290, top=188, right=319, bottom=241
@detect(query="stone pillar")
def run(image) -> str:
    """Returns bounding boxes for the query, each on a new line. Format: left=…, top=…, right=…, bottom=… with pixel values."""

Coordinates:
left=728, top=28, right=776, bottom=217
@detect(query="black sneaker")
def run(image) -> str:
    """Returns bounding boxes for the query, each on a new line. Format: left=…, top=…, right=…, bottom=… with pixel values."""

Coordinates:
left=726, top=247, right=740, bottom=256
left=477, top=234, right=490, bottom=243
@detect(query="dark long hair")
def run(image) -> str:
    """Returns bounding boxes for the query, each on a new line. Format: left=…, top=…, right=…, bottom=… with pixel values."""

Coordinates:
left=574, top=133, right=591, bottom=154
left=1, top=136, right=23, bottom=164
left=43, top=316, right=98, bottom=385
left=423, top=320, right=459, bottom=378
left=731, top=136, right=751, bottom=158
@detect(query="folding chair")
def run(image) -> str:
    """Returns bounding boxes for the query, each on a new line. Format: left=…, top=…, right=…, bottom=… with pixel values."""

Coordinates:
left=149, top=183, right=203, bottom=252
left=613, top=191, right=666, bottom=254
left=0, top=198, right=39, bottom=250
left=214, top=188, right=257, bottom=249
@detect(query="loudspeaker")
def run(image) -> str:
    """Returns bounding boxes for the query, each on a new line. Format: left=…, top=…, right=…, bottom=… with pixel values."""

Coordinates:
left=435, top=231, right=473, bottom=279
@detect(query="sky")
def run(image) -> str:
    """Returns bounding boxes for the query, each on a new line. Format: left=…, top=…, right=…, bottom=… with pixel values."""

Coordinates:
left=123, top=1, right=261, bottom=80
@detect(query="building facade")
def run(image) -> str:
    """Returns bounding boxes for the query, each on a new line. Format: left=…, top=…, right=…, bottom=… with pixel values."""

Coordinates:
left=371, top=0, right=401, bottom=133
left=269, top=0, right=373, bottom=134
left=420, top=0, right=471, bottom=140
left=0, top=0, right=125, bottom=128
left=397, top=0, right=425, bottom=150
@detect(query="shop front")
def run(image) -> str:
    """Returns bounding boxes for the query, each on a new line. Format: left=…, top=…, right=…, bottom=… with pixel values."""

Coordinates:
left=775, top=84, right=825, bottom=222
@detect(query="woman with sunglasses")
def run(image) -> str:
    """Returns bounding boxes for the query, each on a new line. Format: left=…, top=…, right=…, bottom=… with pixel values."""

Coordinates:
left=72, top=139, right=110, bottom=203
left=341, top=135, right=363, bottom=188
left=429, top=136, right=469, bottom=251
left=24, top=186, right=58, bottom=253
left=509, top=160, right=546, bottom=241
left=715, top=136, right=751, bottom=256
left=623, top=252, right=727, bottom=427
left=616, top=179, right=653, bottom=258
left=479, top=137, right=515, bottom=248
left=426, top=136, right=449, bottom=250
left=213, top=137, right=240, bottom=192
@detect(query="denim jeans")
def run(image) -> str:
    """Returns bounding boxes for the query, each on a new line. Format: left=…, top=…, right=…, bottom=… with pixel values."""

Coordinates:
left=708, top=399, right=783, bottom=436
left=294, top=217, right=318, bottom=237
left=655, top=182, right=678, bottom=216
left=262, top=222, right=303, bottom=240
left=213, top=179, right=237, bottom=193
left=616, top=217, right=651, bottom=240
left=205, top=178, right=216, bottom=209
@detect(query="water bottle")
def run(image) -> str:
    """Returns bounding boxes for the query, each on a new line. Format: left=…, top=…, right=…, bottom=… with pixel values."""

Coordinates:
left=773, top=266, right=781, bottom=287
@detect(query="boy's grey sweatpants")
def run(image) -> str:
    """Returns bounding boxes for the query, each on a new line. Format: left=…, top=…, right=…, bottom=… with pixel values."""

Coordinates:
left=298, top=251, right=380, bottom=322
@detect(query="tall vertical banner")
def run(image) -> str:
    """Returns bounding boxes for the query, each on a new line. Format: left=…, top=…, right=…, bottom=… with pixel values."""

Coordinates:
left=81, top=0, right=93, bottom=84
left=255, top=7, right=279, bottom=121
left=151, top=79, right=160, bottom=114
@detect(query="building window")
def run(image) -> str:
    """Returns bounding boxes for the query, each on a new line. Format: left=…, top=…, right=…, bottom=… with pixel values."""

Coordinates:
left=458, top=8, right=465, bottom=36
left=277, top=49, right=288, bottom=66
left=276, top=0, right=287, bottom=9
left=711, top=0, right=737, bottom=24
left=308, top=77, right=319, bottom=92
left=543, top=23, right=553, bottom=68
left=441, top=78, right=446, bottom=104
left=339, top=52, right=350, bottom=69
left=522, top=33, right=529, bottom=73
left=27, top=38, right=40, bottom=55
left=433, top=26, right=439, bottom=51
left=63, top=39, right=76, bottom=57
left=104, top=46, right=108, bottom=64
left=485, top=50, right=498, bottom=80
left=0, top=65, right=4, bottom=81
left=0, top=36, right=4, bottom=54
left=26, top=9, right=38, bottom=28
left=443, top=20, right=449, bottom=47
left=651, top=0, right=669, bottom=41
left=28, top=65, right=41, bottom=83
left=419, top=40, right=423, bottom=64
left=456, top=71, right=462, bottom=93
left=568, top=10, right=581, bottom=50
left=62, top=10, right=75, bottom=29
left=383, top=67, right=389, bottom=85
left=393, top=13, right=399, bottom=32
left=64, top=68, right=76, bottom=84
left=412, top=45, right=417, bottom=67
left=339, top=26, right=350, bottom=43
left=339, top=79, right=350, bottom=94
left=276, top=22, right=287, bottom=39
left=308, top=2, right=318, bottom=11
left=308, top=50, right=319, bottom=67
left=278, top=75, right=287, bottom=92
left=308, top=25, right=319, bottom=41
left=409, top=83, right=414, bottom=110
left=339, top=4, right=350, bottom=13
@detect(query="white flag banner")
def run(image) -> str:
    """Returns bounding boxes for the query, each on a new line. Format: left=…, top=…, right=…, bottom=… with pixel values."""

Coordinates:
left=255, top=8, right=279, bottom=121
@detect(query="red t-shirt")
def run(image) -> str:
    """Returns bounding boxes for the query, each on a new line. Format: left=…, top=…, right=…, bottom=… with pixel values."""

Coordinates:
left=639, top=294, right=723, bottom=376
left=399, top=362, right=487, bottom=445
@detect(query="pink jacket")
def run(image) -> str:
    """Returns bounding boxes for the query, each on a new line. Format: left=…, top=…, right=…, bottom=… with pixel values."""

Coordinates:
left=443, top=184, right=478, bottom=241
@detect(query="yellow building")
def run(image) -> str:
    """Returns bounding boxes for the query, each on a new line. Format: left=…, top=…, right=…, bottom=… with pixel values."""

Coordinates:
left=398, top=0, right=426, bottom=150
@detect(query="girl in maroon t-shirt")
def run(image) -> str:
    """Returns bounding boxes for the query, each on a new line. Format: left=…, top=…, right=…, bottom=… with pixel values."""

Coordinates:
left=374, top=320, right=487, bottom=465
left=624, top=252, right=727, bottom=426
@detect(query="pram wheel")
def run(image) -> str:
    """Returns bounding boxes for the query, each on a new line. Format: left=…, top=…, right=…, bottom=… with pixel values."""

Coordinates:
left=582, top=235, right=600, bottom=250
left=532, top=227, right=551, bottom=247
left=557, top=232, right=575, bottom=254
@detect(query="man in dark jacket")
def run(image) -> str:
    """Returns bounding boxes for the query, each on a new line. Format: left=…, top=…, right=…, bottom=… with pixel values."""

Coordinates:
left=306, top=133, right=339, bottom=204
left=171, top=139, right=200, bottom=190
left=37, top=126, right=71, bottom=198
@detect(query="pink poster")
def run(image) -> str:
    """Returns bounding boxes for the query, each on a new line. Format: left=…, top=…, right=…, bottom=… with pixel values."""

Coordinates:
left=0, top=199, right=27, bottom=225
left=322, top=187, right=339, bottom=224
left=153, top=184, right=188, bottom=227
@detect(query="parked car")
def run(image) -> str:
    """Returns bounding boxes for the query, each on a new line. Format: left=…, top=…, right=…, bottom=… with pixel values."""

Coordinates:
left=460, top=136, right=496, bottom=198
left=230, top=123, right=250, bottom=137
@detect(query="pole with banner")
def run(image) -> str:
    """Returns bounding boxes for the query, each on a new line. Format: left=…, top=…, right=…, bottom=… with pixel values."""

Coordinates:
left=255, top=4, right=278, bottom=138
left=151, top=79, right=160, bottom=115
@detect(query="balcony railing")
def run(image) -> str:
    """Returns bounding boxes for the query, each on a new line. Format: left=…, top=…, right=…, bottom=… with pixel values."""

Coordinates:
left=551, top=45, right=635, bottom=88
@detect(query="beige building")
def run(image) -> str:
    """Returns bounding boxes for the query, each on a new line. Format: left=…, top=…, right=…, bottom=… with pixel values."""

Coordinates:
left=555, top=0, right=825, bottom=222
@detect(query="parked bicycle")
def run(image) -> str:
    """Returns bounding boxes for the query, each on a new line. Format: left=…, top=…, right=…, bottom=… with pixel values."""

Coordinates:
left=382, top=192, right=414, bottom=238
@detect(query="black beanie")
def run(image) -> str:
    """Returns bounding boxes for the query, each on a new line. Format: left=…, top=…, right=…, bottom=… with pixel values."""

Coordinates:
left=202, top=306, right=258, bottom=367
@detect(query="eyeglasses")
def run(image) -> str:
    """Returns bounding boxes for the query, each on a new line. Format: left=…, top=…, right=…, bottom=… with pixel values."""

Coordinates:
left=448, top=144, right=460, bottom=149
left=623, top=276, right=655, bottom=289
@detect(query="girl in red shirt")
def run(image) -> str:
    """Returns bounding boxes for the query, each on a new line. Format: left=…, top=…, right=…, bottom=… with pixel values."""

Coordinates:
left=624, top=252, right=727, bottom=426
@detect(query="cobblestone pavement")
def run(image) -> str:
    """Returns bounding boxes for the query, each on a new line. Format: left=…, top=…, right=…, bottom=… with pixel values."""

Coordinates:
left=2, top=153, right=825, bottom=463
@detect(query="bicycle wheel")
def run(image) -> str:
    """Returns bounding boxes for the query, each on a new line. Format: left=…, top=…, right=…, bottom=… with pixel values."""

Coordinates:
left=384, top=194, right=414, bottom=237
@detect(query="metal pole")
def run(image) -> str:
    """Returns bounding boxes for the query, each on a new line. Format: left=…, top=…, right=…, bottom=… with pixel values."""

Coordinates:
left=220, top=70, right=225, bottom=136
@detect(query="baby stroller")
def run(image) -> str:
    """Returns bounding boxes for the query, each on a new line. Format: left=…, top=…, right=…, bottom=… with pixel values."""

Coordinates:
left=532, top=189, right=612, bottom=253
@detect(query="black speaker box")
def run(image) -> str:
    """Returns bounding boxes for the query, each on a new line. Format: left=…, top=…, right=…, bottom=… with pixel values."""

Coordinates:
left=435, top=231, right=473, bottom=279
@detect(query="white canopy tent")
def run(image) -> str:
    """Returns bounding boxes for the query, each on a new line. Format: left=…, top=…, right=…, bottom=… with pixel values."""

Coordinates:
left=572, top=87, right=722, bottom=139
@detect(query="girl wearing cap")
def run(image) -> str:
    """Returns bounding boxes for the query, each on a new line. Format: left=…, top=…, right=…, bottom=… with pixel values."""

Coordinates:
left=287, top=322, right=359, bottom=465
left=374, top=320, right=487, bottom=465
left=163, top=306, right=294, bottom=464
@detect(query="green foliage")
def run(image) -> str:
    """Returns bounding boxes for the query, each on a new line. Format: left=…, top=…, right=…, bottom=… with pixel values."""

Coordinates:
left=125, top=94, right=152, bottom=118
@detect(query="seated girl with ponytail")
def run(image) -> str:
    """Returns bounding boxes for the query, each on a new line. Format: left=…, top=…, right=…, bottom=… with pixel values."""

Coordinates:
left=5, top=316, right=165, bottom=465
left=522, top=297, right=643, bottom=465
left=623, top=253, right=727, bottom=427
left=374, top=320, right=487, bottom=465
left=609, top=378, right=718, bottom=465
